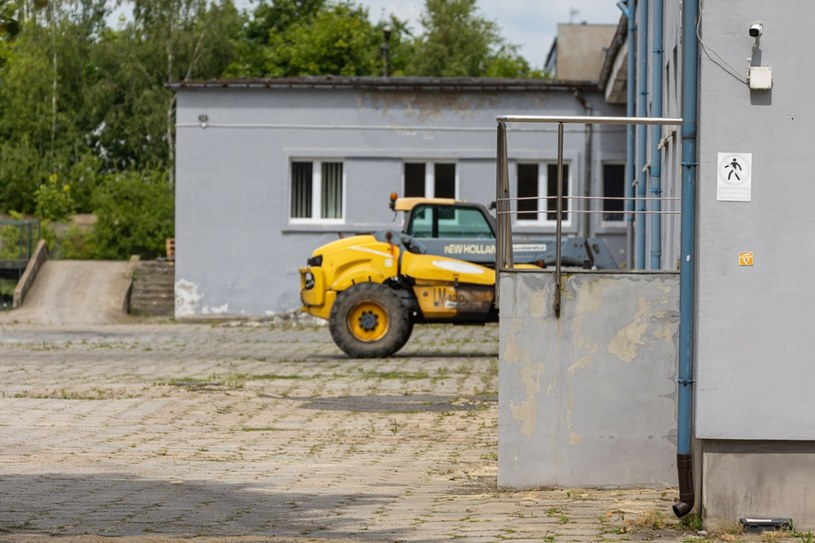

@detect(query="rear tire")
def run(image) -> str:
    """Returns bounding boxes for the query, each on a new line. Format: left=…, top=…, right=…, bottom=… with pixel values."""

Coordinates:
left=329, top=283, right=413, bottom=358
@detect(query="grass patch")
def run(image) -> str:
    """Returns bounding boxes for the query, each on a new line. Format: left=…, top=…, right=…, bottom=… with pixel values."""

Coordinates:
left=156, top=374, right=245, bottom=390
left=627, top=509, right=672, bottom=530
left=238, top=373, right=305, bottom=381
left=359, top=370, right=430, bottom=381
left=14, top=388, right=116, bottom=400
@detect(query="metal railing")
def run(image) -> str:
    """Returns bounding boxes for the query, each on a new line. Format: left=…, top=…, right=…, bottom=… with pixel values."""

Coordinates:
left=495, top=115, right=683, bottom=317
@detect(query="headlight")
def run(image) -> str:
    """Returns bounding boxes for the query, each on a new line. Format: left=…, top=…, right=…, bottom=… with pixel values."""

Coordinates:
left=304, top=271, right=315, bottom=290
left=307, top=255, right=322, bottom=267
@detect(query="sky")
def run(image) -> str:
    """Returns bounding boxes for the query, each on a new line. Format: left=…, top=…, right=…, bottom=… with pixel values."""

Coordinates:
left=358, top=0, right=623, bottom=68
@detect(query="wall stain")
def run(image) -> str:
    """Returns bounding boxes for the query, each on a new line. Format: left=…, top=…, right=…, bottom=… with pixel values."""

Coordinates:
left=507, top=319, right=545, bottom=437
left=367, top=91, right=500, bottom=122
left=608, top=296, right=651, bottom=363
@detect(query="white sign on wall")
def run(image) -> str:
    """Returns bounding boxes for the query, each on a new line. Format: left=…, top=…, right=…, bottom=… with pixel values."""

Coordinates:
left=717, top=152, right=752, bottom=202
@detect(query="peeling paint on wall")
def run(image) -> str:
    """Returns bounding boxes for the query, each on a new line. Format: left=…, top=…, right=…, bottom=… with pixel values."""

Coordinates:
left=509, top=358, right=545, bottom=438
left=528, top=288, right=549, bottom=319
left=505, top=319, right=544, bottom=438
left=503, top=320, right=531, bottom=365
left=175, top=279, right=201, bottom=317
left=608, top=297, right=651, bottom=363
left=202, top=304, right=229, bottom=315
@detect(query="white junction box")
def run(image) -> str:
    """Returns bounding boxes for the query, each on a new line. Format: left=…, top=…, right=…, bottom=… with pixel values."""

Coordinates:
left=748, top=66, right=773, bottom=90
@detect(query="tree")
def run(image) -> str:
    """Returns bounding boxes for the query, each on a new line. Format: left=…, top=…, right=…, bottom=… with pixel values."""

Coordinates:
left=263, top=2, right=380, bottom=76
left=92, top=170, right=174, bottom=259
left=406, top=0, right=535, bottom=78
left=229, top=0, right=401, bottom=77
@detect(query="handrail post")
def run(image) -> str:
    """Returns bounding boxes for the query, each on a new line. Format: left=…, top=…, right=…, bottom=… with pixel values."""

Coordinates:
left=496, top=122, right=512, bottom=272
left=554, top=122, right=564, bottom=318
left=494, top=115, right=683, bottom=318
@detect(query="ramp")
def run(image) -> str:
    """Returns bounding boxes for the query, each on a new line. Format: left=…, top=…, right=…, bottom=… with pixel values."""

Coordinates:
left=0, top=261, right=131, bottom=325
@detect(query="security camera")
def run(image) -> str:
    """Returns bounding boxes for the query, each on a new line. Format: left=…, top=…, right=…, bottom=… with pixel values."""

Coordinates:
left=749, top=23, right=763, bottom=38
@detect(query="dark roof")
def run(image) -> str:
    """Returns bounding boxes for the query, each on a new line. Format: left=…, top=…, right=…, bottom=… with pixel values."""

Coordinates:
left=167, top=76, right=601, bottom=92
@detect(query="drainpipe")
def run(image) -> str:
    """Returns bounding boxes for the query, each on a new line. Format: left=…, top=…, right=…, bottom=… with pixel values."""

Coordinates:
left=650, top=0, right=664, bottom=270
left=635, top=0, right=649, bottom=269
left=673, top=0, right=699, bottom=519
left=617, top=0, right=635, bottom=270
left=574, top=91, right=592, bottom=240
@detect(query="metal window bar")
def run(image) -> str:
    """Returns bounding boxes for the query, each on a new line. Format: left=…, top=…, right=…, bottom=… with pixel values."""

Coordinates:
left=504, top=195, right=682, bottom=215
left=495, top=115, right=683, bottom=317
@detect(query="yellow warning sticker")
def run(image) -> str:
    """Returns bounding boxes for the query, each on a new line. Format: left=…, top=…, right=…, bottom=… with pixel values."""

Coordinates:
left=738, top=251, right=754, bottom=266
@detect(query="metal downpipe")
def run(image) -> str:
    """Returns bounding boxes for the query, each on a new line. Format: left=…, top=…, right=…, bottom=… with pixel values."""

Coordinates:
left=674, top=0, right=699, bottom=519
left=618, top=0, right=636, bottom=270
left=635, top=0, right=649, bottom=269
left=650, top=0, right=665, bottom=270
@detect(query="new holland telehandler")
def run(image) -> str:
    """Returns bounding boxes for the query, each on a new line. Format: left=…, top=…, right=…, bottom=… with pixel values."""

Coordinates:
left=299, top=194, right=617, bottom=358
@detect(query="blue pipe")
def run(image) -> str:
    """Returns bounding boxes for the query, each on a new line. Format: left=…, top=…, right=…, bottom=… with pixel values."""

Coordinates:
left=674, top=0, right=699, bottom=519
left=618, top=0, right=636, bottom=270
left=635, top=0, right=649, bottom=269
left=649, top=0, right=664, bottom=270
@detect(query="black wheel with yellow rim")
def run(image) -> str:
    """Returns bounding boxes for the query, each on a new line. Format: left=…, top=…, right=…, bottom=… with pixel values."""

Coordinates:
left=329, top=283, right=413, bottom=358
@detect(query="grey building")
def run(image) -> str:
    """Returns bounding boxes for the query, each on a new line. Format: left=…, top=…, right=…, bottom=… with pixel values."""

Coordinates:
left=499, top=0, right=815, bottom=529
left=171, top=77, right=625, bottom=318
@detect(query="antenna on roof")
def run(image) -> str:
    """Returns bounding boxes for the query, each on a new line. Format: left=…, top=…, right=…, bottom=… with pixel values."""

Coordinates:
left=569, top=7, right=579, bottom=23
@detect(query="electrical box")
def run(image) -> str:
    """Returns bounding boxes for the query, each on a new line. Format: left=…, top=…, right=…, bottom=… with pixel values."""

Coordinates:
left=749, top=66, right=773, bottom=90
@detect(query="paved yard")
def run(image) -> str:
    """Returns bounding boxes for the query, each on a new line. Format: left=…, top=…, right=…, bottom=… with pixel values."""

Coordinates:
left=0, top=320, right=778, bottom=542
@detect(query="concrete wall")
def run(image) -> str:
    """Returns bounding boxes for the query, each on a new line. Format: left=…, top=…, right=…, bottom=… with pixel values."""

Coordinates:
left=498, top=271, right=679, bottom=488
left=702, top=441, right=815, bottom=529
left=174, top=84, right=625, bottom=317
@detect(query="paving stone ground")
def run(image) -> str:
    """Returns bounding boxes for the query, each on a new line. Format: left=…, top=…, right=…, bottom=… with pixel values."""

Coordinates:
left=0, top=320, right=785, bottom=543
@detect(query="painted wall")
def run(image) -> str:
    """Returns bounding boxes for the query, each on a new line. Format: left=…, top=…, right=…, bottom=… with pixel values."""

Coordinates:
left=174, top=84, right=625, bottom=317
left=498, top=271, right=679, bottom=487
left=695, top=0, right=815, bottom=441
left=692, top=0, right=815, bottom=528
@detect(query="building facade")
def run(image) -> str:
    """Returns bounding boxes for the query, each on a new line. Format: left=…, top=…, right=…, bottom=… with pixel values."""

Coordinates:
left=499, top=0, right=815, bottom=529
left=171, top=78, right=625, bottom=317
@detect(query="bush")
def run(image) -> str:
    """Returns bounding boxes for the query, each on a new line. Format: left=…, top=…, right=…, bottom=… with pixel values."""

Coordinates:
left=35, top=173, right=76, bottom=221
left=92, top=170, right=174, bottom=259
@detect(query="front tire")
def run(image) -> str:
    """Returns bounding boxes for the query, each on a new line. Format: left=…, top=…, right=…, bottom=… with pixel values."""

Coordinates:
left=329, top=283, right=413, bottom=358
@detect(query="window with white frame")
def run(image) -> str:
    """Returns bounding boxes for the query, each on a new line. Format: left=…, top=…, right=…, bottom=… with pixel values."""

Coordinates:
left=290, top=160, right=344, bottom=222
left=515, top=162, right=570, bottom=224
left=403, top=162, right=456, bottom=198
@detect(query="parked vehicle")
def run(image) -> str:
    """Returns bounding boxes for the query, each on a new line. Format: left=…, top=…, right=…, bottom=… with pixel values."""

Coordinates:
left=299, top=194, right=617, bottom=358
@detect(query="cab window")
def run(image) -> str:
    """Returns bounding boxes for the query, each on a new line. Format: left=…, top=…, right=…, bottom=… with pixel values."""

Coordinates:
left=407, top=205, right=494, bottom=239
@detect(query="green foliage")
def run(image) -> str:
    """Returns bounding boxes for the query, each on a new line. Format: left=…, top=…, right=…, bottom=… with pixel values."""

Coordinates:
left=0, top=222, right=21, bottom=259
left=679, top=513, right=703, bottom=531
left=263, top=2, right=380, bottom=76
left=92, top=170, right=174, bottom=259
left=35, top=173, right=76, bottom=221
left=407, top=0, right=537, bottom=78
left=60, top=224, right=96, bottom=259
left=0, top=0, right=542, bottom=259
left=0, top=140, right=49, bottom=213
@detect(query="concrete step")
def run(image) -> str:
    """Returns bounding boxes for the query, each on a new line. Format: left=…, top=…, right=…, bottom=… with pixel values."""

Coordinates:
left=128, top=260, right=175, bottom=317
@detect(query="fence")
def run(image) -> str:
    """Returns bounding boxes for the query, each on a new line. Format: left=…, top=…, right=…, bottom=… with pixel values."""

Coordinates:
left=495, top=115, right=683, bottom=317
left=0, top=220, right=41, bottom=280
